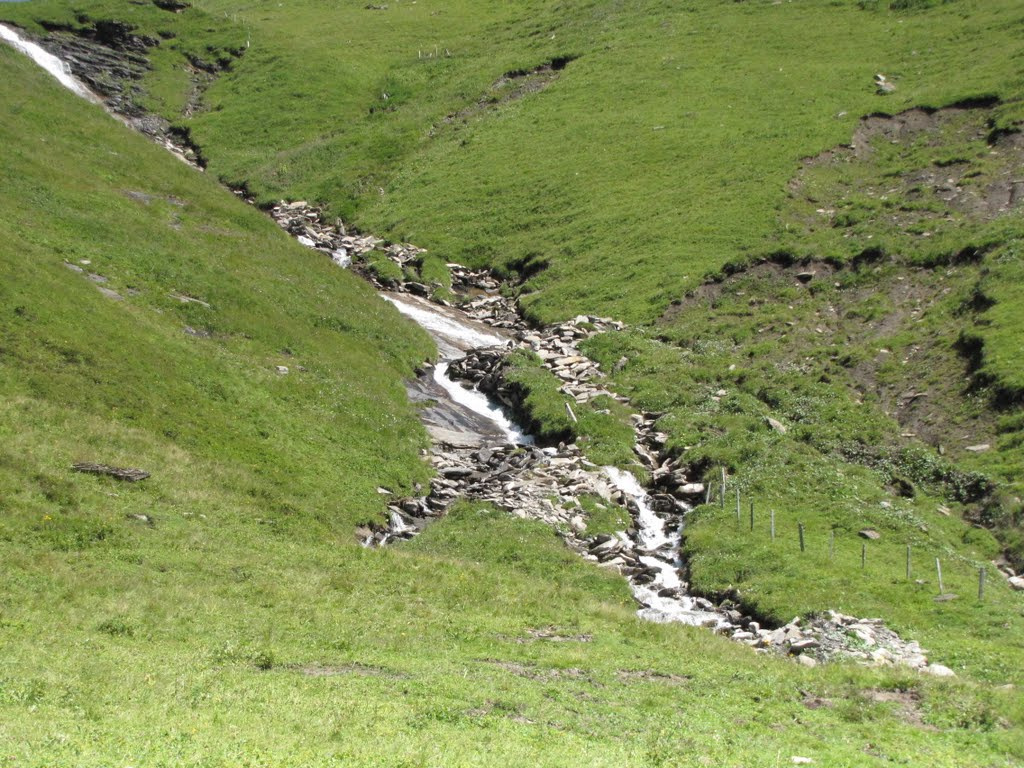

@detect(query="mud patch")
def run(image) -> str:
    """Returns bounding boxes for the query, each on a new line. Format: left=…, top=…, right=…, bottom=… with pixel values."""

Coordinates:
left=524, top=626, right=598, bottom=643
left=791, top=101, right=1024, bottom=234
left=800, top=691, right=834, bottom=710
left=465, top=700, right=534, bottom=724
left=616, top=669, right=691, bottom=685
left=297, top=662, right=406, bottom=678
left=865, top=688, right=934, bottom=730
left=480, top=659, right=598, bottom=685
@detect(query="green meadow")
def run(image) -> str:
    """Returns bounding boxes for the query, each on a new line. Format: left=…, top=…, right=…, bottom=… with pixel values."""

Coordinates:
left=2, top=0, right=1024, bottom=763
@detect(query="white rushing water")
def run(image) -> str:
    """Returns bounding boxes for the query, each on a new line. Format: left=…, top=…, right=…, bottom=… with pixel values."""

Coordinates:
left=604, top=466, right=728, bottom=628
left=385, top=293, right=532, bottom=445
left=0, top=23, right=100, bottom=103
left=383, top=293, right=508, bottom=358
left=431, top=361, right=533, bottom=445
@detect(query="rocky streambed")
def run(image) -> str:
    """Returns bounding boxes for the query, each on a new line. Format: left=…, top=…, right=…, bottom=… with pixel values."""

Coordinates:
left=266, top=199, right=956, bottom=672
left=0, top=22, right=957, bottom=674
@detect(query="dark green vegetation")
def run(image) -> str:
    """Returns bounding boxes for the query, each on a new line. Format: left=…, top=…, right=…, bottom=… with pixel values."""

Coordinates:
left=3, top=0, right=1024, bottom=762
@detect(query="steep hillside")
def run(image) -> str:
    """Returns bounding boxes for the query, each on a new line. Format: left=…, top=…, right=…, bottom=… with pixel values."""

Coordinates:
left=6, top=45, right=1021, bottom=768
left=3, top=1, right=1024, bottom=763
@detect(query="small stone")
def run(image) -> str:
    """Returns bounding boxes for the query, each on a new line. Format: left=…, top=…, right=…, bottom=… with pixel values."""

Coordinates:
left=851, top=629, right=875, bottom=646
left=790, top=638, right=820, bottom=652
left=858, top=528, right=881, bottom=540
left=870, top=648, right=892, bottom=664
left=964, top=444, right=990, bottom=452
left=923, top=664, right=955, bottom=678
left=795, top=655, right=817, bottom=669
left=1008, top=576, right=1024, bottom=591
left=766, top=416, right=787, bottom=435
left=275, top=366, right=289, bottom=375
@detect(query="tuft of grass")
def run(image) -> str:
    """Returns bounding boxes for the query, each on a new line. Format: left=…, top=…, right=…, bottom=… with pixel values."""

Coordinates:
left=500, top=349, right=636, bottom=466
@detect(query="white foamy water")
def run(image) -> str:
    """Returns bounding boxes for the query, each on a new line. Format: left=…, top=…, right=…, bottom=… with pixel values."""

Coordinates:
left=384, top=293, right=507, bottom=358
left=604, top=466, right=728, bottom=628
left=384, top=293, right=531, bottom=445
left=432, top=361, right=532, bottom=445
left=0, top=23, right=100, bottom=102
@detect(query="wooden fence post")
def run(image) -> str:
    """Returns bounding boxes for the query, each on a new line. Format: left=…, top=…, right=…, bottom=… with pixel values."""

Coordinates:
left=798, top=522, right=805, bottom=553
left=978, top=567, right=986, bottom=601
left=936, top=558, right=944, bottom=595
left=770, top=509, right=775, bottom=541
left=906, top=545, right=911, bottom=580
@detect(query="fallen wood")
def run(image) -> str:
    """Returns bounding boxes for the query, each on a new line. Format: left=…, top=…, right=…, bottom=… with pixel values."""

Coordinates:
left=72, top=462, right=150, bottom=482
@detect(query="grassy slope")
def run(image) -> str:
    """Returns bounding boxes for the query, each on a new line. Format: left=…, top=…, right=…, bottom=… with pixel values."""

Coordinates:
left=2, top=0, right=1024, bottom=761
left=7, top=38, right=1024, bottom=767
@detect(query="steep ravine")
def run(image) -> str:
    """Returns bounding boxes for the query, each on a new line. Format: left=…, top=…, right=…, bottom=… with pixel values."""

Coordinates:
left=0, top=22, right=956, bottom=673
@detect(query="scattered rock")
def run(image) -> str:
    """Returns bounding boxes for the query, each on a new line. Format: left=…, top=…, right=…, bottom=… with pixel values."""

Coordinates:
left=858, top=528, right=881, bottom=540
left=874, top=73, right=895, bottom=95
left=922, top=663, right=955, bottom=678
left=766, top=416, right=788, bottom=435
left=72, top=462, right=150, bottom=482
left=125, top=513, right=154, bottom=525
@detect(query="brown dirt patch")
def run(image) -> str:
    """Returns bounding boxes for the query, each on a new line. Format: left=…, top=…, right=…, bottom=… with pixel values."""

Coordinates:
left=616, top=669, right=691, bottom=685
left=480, top=658, right=598, bottom=685
left=297, top=662, right=405, bottom=678
left=794, top=103, right=1024, bottom=227
left=498, top=625, right=594, bottom=643
left=866, top=688, right=935, bottom=730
